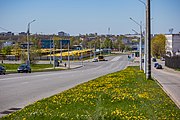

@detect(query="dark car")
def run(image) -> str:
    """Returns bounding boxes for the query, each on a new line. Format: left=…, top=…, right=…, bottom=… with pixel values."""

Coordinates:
left=142, top=59, right=144, bottom=63
left=17, top=64, right=31, bottom=73
left=152, top=58, right=157, bottom=62
left=156, top=64, right=162, bottom=69
left=0, top=65, right=6, bottom=75
left=154, top=62, right=159, bottom=67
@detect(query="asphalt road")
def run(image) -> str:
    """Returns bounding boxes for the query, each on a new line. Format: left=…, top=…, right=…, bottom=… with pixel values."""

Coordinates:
left=0, top=55, right=128, bottom=117
left=152, top=60, right=180, bottom=108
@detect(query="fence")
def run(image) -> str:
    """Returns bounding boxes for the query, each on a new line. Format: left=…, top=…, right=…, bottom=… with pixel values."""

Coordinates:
left=165, top=55, right=180, bottom=69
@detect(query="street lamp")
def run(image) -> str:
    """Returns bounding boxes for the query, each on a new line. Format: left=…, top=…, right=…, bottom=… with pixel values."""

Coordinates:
left=138, top=0, right=147, bottom=75
left=27, top=19, right=36, bottom=66
left=132, top=29, right=139, bottom=34
left=130, top=17, right=143, bottom=70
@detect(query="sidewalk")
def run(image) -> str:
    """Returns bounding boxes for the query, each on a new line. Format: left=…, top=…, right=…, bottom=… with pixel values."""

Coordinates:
left=55, top=64, right=83, bottom=70
left=156, top=59, right=180, bottom=74
left=132, top=57, right=180, bottom=108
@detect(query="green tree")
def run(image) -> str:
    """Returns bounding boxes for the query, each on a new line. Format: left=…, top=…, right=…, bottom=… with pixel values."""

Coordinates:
left=151, top=34, right=166, bottom=58
left=19, top=36, right=42, bottom=64
left=103, top=38, right=112, bottom=49
left=93, top=37, right=100, bottom=49
left=115, top=36, right=125, bottom=52
left=1, top=46, right=12, bottom=55
left=125, top=45, right=132, bottom=51
left=30, top=37, right=42, bottom=64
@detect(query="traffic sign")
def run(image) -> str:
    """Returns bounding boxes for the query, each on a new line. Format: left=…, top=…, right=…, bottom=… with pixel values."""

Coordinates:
left=41, top=39, right=53, bottom=48
left=60, top=40, right=70, bottom=46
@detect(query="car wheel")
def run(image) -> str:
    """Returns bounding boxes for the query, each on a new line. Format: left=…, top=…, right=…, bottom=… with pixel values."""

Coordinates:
left=29, top=71, right=31, bottom=73
left=18, top=71, right=20, bottom=73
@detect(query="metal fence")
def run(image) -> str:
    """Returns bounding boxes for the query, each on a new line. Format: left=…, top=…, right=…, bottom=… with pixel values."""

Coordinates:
left=165, top=55, right=180, bottom=69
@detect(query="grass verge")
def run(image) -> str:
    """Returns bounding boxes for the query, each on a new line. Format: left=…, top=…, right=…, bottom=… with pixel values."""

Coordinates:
left=1, top=66, right=179, bottom=119
left=0, top=64, right=63, bottom=73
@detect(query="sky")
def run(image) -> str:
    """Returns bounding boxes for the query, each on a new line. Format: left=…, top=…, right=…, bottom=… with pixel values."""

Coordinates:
left=0, top=0, right=180, bottom=36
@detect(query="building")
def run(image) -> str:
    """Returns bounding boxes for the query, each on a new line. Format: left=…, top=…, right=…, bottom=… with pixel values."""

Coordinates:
left=19, top=32, right=27, bottom=36
left=165, top=34, right=180, bottom=56
left=58, top=31, right=69, bottom=37
left=3, top=41, right=14, bottom=47
left=0, top=32, right=14, bottom=36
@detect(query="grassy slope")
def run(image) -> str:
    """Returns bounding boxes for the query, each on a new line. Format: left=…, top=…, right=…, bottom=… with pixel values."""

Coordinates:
left=1, top=66, right=179, bottom=120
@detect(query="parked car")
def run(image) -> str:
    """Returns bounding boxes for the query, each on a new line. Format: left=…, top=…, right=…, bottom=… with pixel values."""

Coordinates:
left=156, top=64, right=162, bottom=69
left=92, top=58, right=98, bottom=62
left=142, top=58, right=144, bottom=63
left=152, top=58, right=157, bottom=62
left=17, top=64, right=31, bottom=73
left=0, top=65, right=6, bottom=75
left=154, top=62, right=159, bottom=68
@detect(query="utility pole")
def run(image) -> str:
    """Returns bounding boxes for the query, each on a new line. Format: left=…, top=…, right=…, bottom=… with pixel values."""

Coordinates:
left=147, top=0, right=151, bottom=79
left=94, top=43, right=96, bottom=58
left=90, top=43, right=92, bottom=60
left=108, top=27, right=111, bottom=55
left=60, top=40, right=62, bottom=63
left=50, top=37, right=52, bottom=64
left=68, top=42, right=70, bottom=68
left=53, top=36, right=55, bottom=69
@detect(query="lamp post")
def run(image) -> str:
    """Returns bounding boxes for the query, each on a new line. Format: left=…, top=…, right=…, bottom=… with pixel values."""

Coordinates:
left=138, top=0, right=147, bottom=74
left=130, top=17, right=143, bottom=70
left=132, top=29, right=139, bottom=34
left=27, top=19, right=35, bottom=66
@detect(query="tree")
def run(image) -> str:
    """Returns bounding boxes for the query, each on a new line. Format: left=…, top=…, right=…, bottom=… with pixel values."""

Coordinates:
left=151, top=34, right=166, bottom=58
left=1, top=46, right=12, bottom=55
left=18, top=36, right=42, bottom=64
left=114, top=36, right=125, bottom=52
left=103, top=38, right=111, bottom=49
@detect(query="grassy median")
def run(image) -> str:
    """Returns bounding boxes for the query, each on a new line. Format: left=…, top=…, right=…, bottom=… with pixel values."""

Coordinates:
left=1, top=66, right=180, bottom=120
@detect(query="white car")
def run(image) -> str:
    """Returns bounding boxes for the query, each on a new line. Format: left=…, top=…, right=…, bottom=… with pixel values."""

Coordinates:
left=92, top=58, right=98, bottom=62
left=160, top=57, right=165, bottom=61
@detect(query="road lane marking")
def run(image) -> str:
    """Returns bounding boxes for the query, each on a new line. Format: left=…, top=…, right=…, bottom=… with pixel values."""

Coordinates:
left=110, top=56, right=121, bottom=61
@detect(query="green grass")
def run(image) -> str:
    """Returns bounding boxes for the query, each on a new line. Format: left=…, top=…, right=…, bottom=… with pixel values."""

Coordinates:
left=1, top=66, right=179, bottom=120
left=0, top=63, right=62, bottom=73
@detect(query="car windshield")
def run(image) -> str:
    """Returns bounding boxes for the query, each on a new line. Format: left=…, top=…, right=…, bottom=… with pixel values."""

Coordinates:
left=19, top=64, right=27, bottom=68
left=0, top=66, right=4, bottom=69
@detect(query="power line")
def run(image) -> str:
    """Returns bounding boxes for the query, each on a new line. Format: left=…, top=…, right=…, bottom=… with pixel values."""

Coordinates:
left=0, top=27, right=10, bottom=32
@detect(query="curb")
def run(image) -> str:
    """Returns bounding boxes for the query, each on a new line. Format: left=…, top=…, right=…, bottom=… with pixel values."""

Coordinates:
left=70, top=65, right=83, bottom=69
left=152, top=76, right=180, bottom=109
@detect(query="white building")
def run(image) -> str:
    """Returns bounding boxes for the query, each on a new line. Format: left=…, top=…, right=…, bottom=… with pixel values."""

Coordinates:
left=165, top=34, right=180, bottom=56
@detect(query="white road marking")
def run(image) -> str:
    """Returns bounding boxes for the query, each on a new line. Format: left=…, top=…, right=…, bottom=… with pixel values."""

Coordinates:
left=110, top=56, right=121, bottom=61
